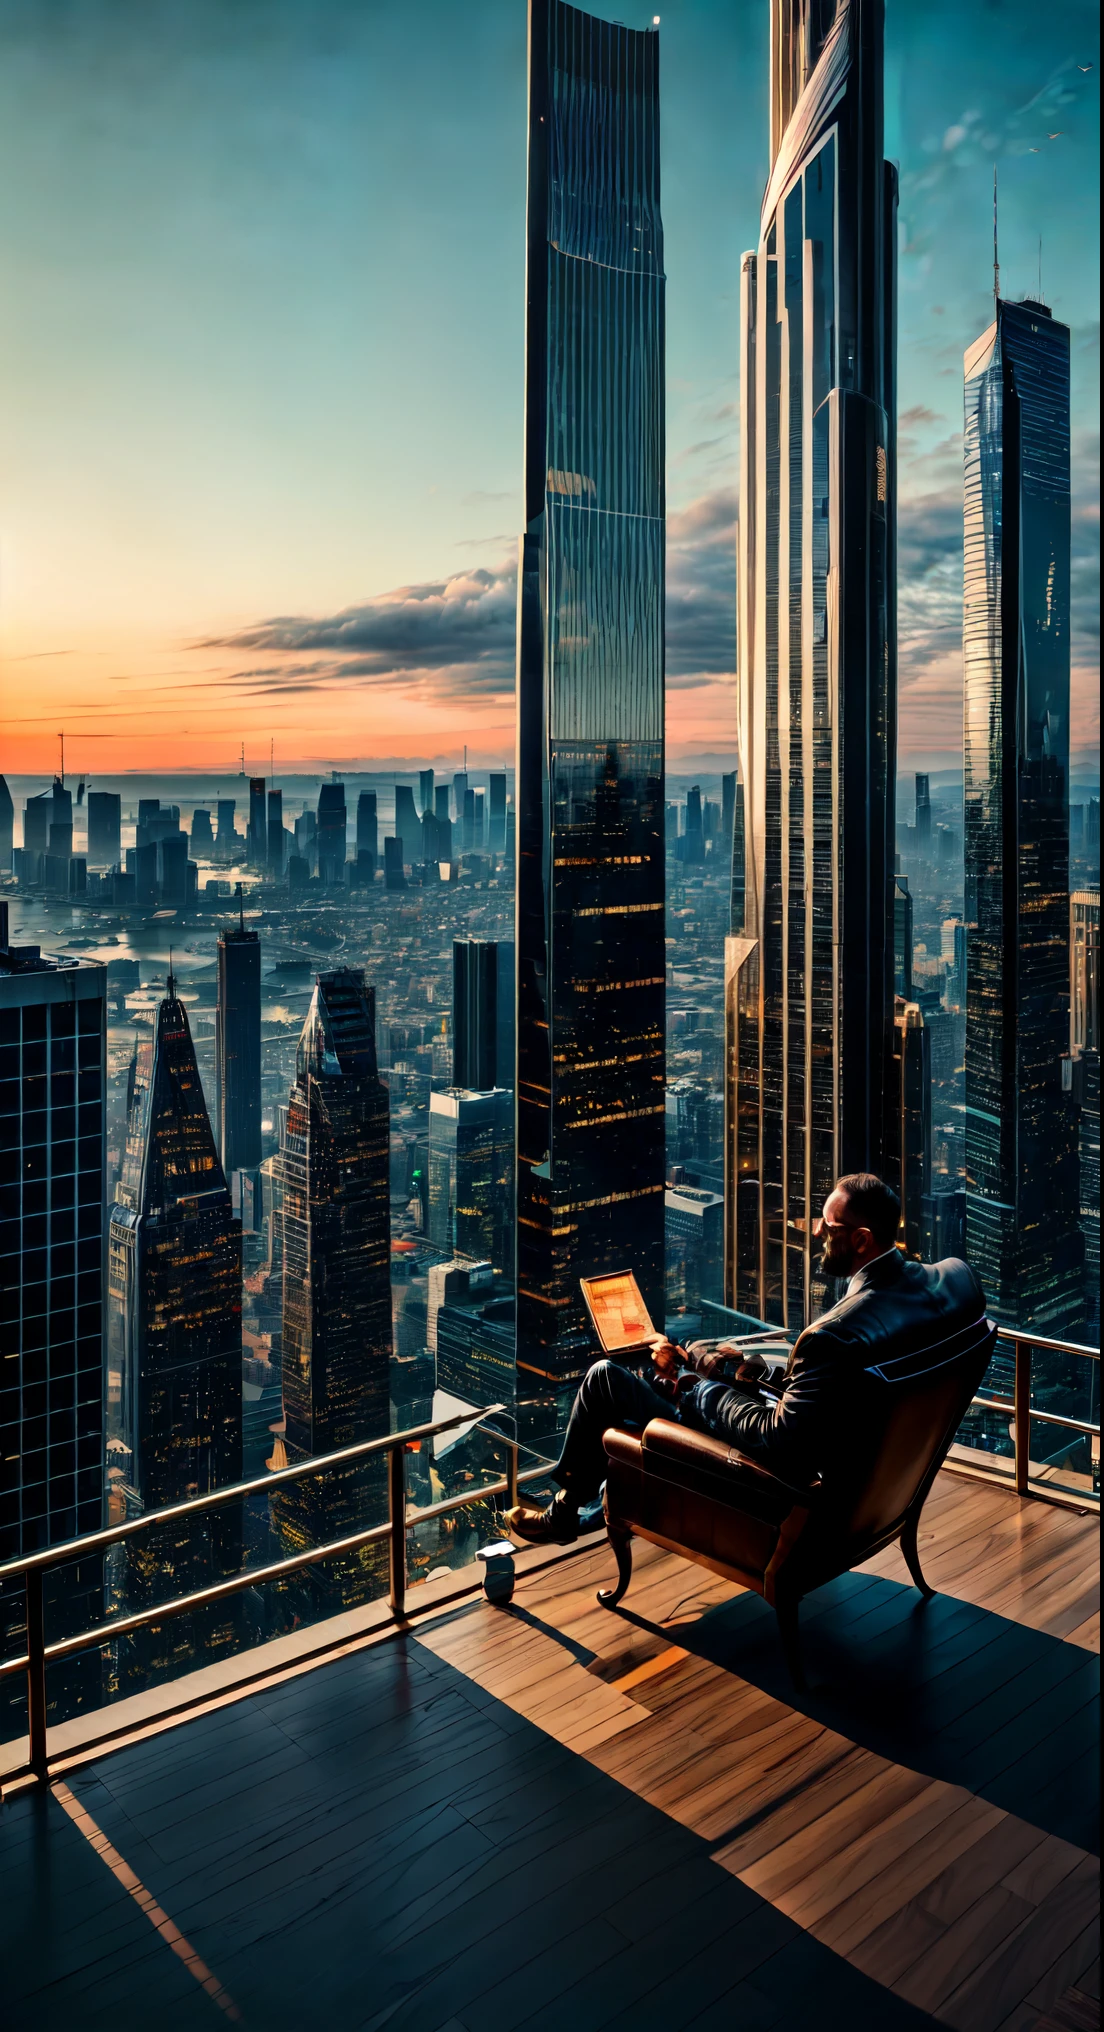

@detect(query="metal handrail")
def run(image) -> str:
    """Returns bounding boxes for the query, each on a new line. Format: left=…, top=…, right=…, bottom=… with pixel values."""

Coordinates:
left=0, top=1401, right=511, bottom=1584
left=2, top=1402, right=556, bottom=1782
left=4, top=1324, right=1097, bottom=1782
left=956, top=1326, right=1101, bottom=1499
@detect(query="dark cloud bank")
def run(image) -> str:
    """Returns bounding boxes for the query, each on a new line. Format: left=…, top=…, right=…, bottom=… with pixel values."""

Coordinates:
left=208, top=460, right=1097, bottom=744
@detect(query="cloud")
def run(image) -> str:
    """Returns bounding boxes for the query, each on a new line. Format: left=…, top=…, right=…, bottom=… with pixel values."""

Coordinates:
left=667, top=487, right=738, bottom=678
left=205, top=485, right=741, bottom=705
left=206, top=564, right=518, bottom=701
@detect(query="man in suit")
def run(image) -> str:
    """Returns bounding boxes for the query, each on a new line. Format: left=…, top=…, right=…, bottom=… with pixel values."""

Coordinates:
left=505, top=1171, right=987, bottom=1544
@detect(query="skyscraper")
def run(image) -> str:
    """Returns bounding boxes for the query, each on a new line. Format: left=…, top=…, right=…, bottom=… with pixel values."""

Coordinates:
left=915, top=773, right=932, bottom=858
left=316, top=782, right=347, bottom=884
left=516, top=1, right=666, bottom=1389
left=728, top=0, right=898, bottom=1329
left=0, top=775, right=12, bottom=872
left=488, top=773, right=507, bottom=853
left=216, top=921, right=262, bottom=1176
left=963, top=295, right=1081, bottom=1331
left=248, top=777, right=267, bottom=866
left=106, top=973, right=242, bottom=1679
left=87, top=791, right=122, bottom=870
left=356, top=791, right=378, bottom=865
left=419, top=769, right=435, bottom=817
left=427, top=1087, right=513, bottom=1272
left=216, top=800, right=238, bottom=858
left=266, top=788, right=285, bottom=876
left=394, top=785, right=421, bottom=865
left=891, top=997, right=932, bottom=1259
left=1070, top=890, right=1100, bottom=1338
left=0, top=914, right=106, bottom=1729
left=280, top=970, right=391, bottom=1595
left=453, top=938, right=514, bottom=1091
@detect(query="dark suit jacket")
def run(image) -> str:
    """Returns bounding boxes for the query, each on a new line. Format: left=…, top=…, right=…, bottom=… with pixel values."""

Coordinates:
left=681, top=1252, right=987, bottom=1493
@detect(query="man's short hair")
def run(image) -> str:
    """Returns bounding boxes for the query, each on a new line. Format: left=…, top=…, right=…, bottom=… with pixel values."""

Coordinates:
left=835, top=1173, right=901, bottom=1245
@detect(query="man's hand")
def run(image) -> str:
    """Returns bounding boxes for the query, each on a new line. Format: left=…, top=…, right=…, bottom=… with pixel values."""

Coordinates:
left=692, top=1344, right=772, bottom=1383
left=649, top=1335, right=685, bottom=1377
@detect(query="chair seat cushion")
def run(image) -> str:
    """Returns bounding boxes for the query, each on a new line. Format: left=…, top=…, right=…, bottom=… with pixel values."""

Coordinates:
left=602, top=1419, right=803, bottom=1583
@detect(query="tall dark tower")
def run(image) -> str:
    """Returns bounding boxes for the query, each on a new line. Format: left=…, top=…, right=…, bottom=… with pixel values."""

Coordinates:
left=727, top=0, right=898, bottom=1330
left=453, top=938, right=514, bottom=1092
left=0, top=926, right=106, bottom=1732
left=216, top=919, right=262, bottom=1176
left=279, top=970, right=391, bottom=1595
left=963, top=295, right=1081, bottom=1330
left=516, top=1, right=666, bottom=1397
left=0, top=775, right=14, bottom=872
left=107, top=975, right=242, bottom=1682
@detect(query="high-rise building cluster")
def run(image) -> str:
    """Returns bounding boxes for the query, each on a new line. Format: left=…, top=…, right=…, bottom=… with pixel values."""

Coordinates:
left=2, top=0, right=1098, bottom=1728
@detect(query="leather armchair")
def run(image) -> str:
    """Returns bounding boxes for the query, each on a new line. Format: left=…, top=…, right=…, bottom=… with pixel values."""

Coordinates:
left=599, top=1324, right=997, bottom=1686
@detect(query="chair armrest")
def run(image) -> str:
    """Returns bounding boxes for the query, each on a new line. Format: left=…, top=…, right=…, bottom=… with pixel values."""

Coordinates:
left=640, top=1419, right=820, bottom=1500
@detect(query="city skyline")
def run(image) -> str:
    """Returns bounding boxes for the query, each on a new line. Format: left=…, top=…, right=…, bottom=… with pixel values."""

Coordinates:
left=0, top=0, right=1097, bottom=776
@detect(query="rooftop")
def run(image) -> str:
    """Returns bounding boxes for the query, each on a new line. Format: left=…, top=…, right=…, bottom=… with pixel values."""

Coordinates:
left=3, top=1468, right=1097, bottom=2031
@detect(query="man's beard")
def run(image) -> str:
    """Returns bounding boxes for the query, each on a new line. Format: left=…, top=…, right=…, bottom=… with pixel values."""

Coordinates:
left=819, top=1237, right=857, bottom=1281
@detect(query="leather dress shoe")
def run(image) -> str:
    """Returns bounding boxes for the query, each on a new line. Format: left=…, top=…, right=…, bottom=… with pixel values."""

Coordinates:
left=504, top=1493, right=580, bottom=1545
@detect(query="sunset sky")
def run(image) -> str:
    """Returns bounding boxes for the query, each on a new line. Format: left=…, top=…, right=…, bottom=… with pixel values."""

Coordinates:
left=0, top=0, right=1098, bottom=778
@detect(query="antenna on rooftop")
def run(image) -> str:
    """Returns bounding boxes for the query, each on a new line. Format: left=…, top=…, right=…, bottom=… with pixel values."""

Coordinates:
left=236, top=880, right=244, bottom=933
left=270, top=736, right=275, bottom=787
left=58, top=731, right=65, bottom=786
left=992, top=164, right=1000, bottom=307
left=1038, top=235, right=1043, bottom=301
left=167, top=946, right=175, bottom=999
left=238, top=742, right=246, bottom=778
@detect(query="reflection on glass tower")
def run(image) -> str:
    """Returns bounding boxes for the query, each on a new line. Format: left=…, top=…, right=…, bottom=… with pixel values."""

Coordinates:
left=963, top=296, right=1081, bottom=1331
left=215, top=916, right=261, bottom=1178
left=516, top=1, right=666, bottom=1394
left=278, top=969, right=391, bottom=1601
left=107, top=972, right=242, bottom=1683
left=0, top=924, right=106, bottom=1730
left=727, top=0, right=897, bottom=1330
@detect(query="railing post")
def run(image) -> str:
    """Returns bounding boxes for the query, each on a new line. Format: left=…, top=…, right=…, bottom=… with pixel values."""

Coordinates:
left=1014, top=1338, right=1031, bottom=1497
left=388, top=1444, right=406, bottom=1620
left=506, top=1441, right=519, bottom=1510
left=26, top=1569, right=48, bottom=1783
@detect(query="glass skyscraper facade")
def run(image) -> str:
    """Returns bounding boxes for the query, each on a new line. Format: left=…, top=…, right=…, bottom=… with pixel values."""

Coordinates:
left=215, top=921, right=262, bottom=1179
left=0, top=918, right=106, bottom=1727
left=516, top=0, right=666, bottom=1393
left=963, top=297, right=1081, bottom=1331
left=728, top=0, right=898, bottom=1330
left=106, top=975, right=242, bottom=1686
left=278, top=968, right=391, bottom=1600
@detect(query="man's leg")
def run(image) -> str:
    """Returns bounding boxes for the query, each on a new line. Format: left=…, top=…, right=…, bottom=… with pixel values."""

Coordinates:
left=506, top=1360, right=671, bottom=1544
left=554, top=1360, right=672, bottom=1503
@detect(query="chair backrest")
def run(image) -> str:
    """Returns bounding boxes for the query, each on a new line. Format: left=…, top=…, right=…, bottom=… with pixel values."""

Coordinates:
left=827, top=1315, right=997, bottom=1550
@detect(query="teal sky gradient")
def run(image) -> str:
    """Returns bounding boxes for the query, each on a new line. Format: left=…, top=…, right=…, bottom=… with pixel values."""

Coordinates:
left=0, top=0, right=1098, bottom=768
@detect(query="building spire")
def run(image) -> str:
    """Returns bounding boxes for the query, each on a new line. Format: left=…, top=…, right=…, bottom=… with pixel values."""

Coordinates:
left=993, top=163, right=1000, bottom=307
left=167, top=946, right=176, bottom=999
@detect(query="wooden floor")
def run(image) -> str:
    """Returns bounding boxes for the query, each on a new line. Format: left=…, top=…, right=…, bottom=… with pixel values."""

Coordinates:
left=1, top=1470, right=1098, bottom=2032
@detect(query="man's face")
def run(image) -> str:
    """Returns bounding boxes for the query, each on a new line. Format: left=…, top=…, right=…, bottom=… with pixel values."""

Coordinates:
left=816, top=1191, right=866, bottom=1279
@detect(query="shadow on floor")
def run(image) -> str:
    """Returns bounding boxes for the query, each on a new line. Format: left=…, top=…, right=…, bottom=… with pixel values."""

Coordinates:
left=1, top=1631, right=947, bottom=2032
left=611, top=1566, right=1100, bottom=1854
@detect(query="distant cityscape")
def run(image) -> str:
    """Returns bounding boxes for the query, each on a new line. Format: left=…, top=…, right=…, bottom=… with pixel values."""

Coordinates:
left=0, top=0, right=1098, bottom=1733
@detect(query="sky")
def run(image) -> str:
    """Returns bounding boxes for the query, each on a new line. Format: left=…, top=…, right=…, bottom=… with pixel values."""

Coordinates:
left=0, top=0, right=1098, bottom=779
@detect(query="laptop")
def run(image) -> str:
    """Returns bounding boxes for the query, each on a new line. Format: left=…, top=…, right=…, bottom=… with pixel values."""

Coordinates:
left=579, top=1270, right=658, bottom=1357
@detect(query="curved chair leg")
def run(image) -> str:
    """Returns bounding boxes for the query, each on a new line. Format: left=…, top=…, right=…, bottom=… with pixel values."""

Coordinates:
left=597, top=1523, right=633, bottom=1608
left=775, top=1598, right=806, bottom=1692
left=900, top=1513, right=936, bottom=1599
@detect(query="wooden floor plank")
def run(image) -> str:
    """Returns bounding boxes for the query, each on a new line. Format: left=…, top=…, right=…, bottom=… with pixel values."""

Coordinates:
left=5, top=1468, right=1097, bottom=2032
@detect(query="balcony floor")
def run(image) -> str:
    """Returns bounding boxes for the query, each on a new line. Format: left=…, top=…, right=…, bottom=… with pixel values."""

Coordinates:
left=2, top=1470, right=1099, bottom=2032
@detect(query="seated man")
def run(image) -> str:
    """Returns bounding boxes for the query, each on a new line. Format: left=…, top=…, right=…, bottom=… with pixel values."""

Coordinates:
left=505, top=1171, right=986, bottom=1545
